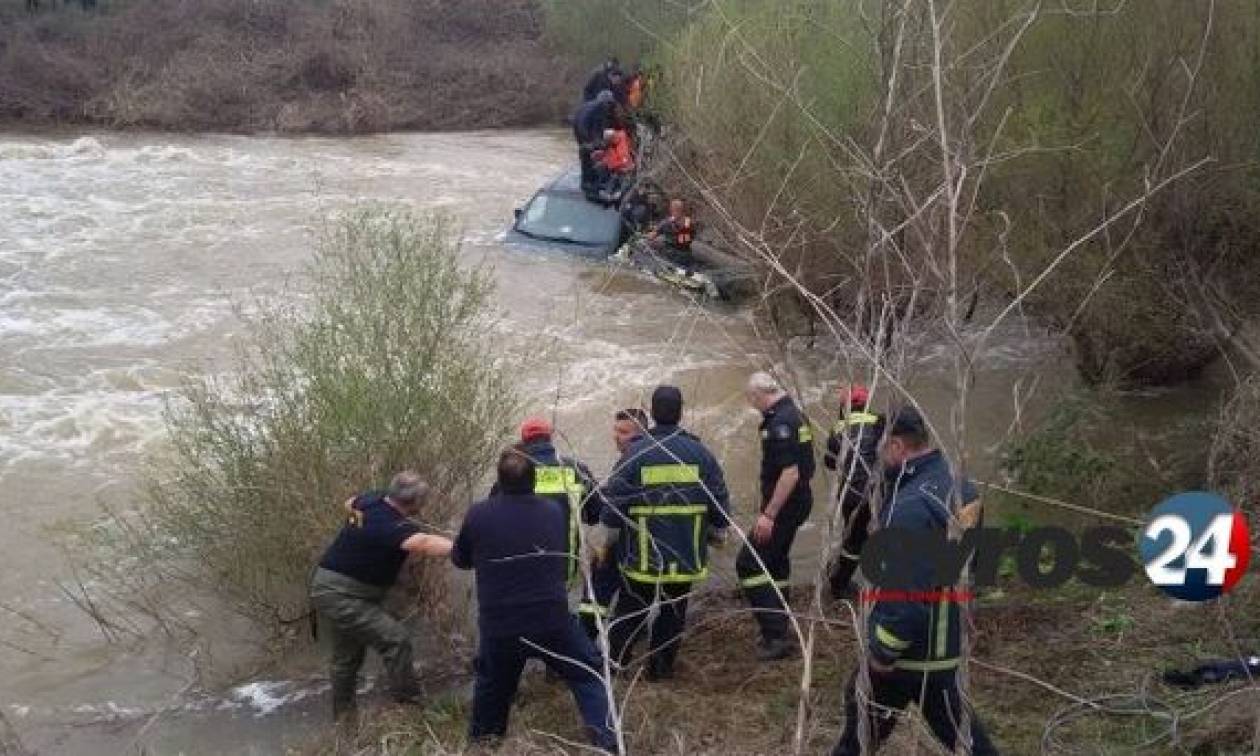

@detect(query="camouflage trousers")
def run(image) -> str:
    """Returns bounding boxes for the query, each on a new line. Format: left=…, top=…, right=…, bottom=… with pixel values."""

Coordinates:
left=309, top=567, right=419, bottom=718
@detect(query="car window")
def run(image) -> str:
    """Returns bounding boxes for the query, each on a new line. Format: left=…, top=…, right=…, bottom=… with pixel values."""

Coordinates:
left=518, top=193, right=621, bottom=246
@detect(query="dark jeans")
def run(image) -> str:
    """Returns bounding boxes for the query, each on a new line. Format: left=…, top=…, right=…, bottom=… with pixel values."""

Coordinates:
left=308, top=567, right=418, bottom=718
left=578, top=147, right=597, bottom=191
left=737, top=504, right=808, bottom=642
left=578, top=559, right=622, bottom=642
left=470, top=620, right=616, bottom=752
left=608, top=578, right=691, bottom=677
left=829, top=489, right=872, bottom=598
left=832, top=668, right=999, bottom=755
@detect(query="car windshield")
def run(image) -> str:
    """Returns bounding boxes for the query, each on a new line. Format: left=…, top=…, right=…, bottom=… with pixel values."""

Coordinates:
left=517, top=192, right=620, bottom=246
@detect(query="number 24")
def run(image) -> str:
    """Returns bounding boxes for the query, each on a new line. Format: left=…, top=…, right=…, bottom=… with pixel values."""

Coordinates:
left=1145, top=513, right=1236, bottom=586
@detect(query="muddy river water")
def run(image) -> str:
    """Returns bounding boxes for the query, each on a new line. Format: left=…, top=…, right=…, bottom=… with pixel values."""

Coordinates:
left=0, top=130, right=1216, bottom=754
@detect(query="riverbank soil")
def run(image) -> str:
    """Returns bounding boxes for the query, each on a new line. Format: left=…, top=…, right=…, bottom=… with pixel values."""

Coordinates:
left=0, top=0, right=575, bottom=133
left=313, top=581, right=1260, bottom=755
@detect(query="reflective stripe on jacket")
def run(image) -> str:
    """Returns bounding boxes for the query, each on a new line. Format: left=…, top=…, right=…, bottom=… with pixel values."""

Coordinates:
left=599, top=425, right=730, bottom=584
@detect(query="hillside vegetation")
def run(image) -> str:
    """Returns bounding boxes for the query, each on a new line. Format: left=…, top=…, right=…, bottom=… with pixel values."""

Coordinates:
left=551, top=0, right=1260, bottom=389
left=0, top=0, right=575, bottom=132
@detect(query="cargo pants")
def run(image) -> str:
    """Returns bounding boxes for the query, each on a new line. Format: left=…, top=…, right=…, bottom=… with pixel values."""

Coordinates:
left=309, top=567, right=420, bottom=718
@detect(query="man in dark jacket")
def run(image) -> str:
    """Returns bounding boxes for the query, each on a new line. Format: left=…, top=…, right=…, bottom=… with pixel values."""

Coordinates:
left=579, top=408, right=651, bottom=639
left=492, top=417, right=599, bottom=584
left=823, top=383, right=884, bottom=599
left=832, top=405, right=998, bottom=755
left=453, top=448, right=617, bottom=752
left=599, top=386, right=730, bottom=680
left=309, top=472, right=454, bottom=720
left=738, top=371, right=816, bottom=661
left=582, top=57, right=624, bottom=103
left=573, top=90, right=618, bottom=195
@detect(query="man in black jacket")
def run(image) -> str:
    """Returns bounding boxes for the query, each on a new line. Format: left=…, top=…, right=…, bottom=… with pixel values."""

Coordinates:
left=582, top=58, right=624, bottom=103
left=739, top=371, right=815, bottom=662
left=823, top=384, right=884, bottom=599
left=573, top=91, right=618, bottom=195
left=453, top=448, right=617, bottom=753
left=832, top=406, right=997, bottom=755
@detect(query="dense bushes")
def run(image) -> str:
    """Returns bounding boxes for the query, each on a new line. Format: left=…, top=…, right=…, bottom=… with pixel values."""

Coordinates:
left=76, top=208, right=517, bottom=629
left=548, top=0, right=1260, bottom=387
left=0, top=0, right=575, bottom=132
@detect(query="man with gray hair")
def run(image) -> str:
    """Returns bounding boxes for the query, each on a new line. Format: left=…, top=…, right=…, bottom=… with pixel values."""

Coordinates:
left=310, top=471, right=453, bottom=721
left=739, top=371, right=816, bottom=661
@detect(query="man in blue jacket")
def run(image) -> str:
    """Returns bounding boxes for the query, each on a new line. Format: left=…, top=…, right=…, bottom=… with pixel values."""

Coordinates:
left=492, top=417, right=599, bottom=585
left=599, top=385, right=730, bottom=680
left=832, top=405, right=997, bottom=755
left=453, top=448, right=617, bottom=752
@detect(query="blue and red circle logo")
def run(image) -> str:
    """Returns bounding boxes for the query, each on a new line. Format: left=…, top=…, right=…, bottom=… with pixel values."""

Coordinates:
left=1139, top=492, right=1250, bottom=601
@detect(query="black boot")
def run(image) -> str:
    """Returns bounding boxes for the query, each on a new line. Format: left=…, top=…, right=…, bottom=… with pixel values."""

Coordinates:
left=756, top=637, right=796, bottom=662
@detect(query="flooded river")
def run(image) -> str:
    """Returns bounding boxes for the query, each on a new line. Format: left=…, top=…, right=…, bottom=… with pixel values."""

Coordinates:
left=0, top=129, right=1207, bottom=754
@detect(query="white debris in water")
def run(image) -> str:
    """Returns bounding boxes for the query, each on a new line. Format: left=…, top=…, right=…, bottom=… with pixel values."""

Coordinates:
left=229, top=680, right=325, bottom=717
left=9, top=705, right=30, bottom=718
left=230, top=682, right=289, bottom=716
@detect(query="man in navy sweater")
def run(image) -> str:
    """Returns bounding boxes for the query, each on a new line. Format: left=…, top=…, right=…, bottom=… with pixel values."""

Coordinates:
left=452, top=447, right=617, bottom=752
left=310, top=471, right=453, bottom=720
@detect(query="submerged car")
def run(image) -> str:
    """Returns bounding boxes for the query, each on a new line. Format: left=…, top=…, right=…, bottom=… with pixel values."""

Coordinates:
left=506, top=169, right=624, bottom=258
left=506, top=168, right=757, bottom=301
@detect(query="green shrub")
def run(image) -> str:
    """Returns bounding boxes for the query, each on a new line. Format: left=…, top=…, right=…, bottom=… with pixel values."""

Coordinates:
left=73, top=207, right=518, bottom=632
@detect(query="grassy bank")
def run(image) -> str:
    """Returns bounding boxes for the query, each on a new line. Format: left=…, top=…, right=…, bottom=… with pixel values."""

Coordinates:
left=313, top=581, right=1260, bottom=755
left=0, top=0, right=577, bottom=133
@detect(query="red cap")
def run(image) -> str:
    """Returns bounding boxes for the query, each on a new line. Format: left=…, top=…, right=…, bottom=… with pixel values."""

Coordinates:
left=519, top=417, right=553, bottom=442
left=843, top=384, right=870, bottom=408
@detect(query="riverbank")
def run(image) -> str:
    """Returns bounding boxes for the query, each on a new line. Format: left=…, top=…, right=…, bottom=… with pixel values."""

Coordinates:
left=0, top=0, right=575, bottom=134
left=311, top=581, right=1260, bottom=755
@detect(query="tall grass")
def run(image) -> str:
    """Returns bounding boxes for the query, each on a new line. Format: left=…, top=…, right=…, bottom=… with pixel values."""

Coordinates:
left=73, top=208, right=518, bottom=632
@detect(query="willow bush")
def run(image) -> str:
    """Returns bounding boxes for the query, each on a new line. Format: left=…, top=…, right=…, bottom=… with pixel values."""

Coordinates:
left=76, top=207, right=517, bottom=633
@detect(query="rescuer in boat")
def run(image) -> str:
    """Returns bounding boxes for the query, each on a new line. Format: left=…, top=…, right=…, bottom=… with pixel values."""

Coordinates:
left=737, top=372, right=816, bottom=662
left=831, top=405, right=997, bottom=755
left=822, top=383, right=884, bottom=599
left=598, top=386, right=730, bottom=680
left=573, top=90, right=620, bottom=199
left=452, top=447, right=618, bottom=752
left=309, top=472, right=453, bottom=721
left=647, top=198, right=697, bottom=268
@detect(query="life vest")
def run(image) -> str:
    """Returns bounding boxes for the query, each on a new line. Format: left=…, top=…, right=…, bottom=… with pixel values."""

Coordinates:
left=674, top=217, right=693, bottom=248
left=600, top=130, right=634, bottom=173
left=627, top=76, right=644, bottom=109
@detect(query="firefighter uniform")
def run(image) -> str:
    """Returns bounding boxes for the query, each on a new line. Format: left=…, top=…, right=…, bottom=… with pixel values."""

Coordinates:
left=499, top=438, right=617, bottom=638
left=822, top=408, right=884, bottom=597
left=737, top=394, right=815, bottom=646
left=599, top=424, right=730, bottom=679
left=832, top=449, right=997, bottom=755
